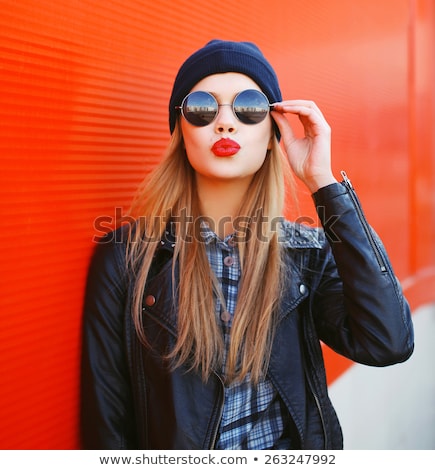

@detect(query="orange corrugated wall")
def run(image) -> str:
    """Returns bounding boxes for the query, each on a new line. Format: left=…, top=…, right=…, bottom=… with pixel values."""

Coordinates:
left=0, top=0, right=434, bottom=449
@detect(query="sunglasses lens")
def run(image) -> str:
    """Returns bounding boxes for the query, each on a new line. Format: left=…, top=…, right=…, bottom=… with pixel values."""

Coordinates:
left=233, top=90, right=270, bottom=124
left=181, top=91, right=218, bottom=126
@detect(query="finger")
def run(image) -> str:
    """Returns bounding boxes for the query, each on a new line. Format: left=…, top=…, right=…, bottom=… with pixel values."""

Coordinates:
left=272, top=99, right=322, bottom=112
left=272, top=100, right=328, bottom=123
left=273, top=103, right=330, bottom=136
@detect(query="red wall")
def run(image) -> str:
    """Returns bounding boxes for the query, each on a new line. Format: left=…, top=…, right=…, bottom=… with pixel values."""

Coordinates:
left=0, top=0, right=434, bottom=449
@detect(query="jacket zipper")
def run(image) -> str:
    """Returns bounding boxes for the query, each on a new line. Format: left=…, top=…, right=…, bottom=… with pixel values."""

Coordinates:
left=308, top=378, right=328, bottom=449
left=340, top=171, right=387, bottom=273
left=209, top=372, right=225, bottom=449
left=303, top=336, right=328, bottom=449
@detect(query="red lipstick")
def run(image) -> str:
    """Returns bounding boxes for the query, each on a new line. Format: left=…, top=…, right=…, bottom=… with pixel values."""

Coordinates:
left=211, top=138, right=240, bottom=157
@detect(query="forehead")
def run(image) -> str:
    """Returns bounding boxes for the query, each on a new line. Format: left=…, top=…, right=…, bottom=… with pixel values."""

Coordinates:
left=189, top=72, right=262, bottom=95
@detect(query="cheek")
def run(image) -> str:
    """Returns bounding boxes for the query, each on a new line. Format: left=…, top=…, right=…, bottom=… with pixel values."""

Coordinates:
left=181, top=120, right=209, bottom=148
left=181, top=128, right=211, bottom=170
left=183, top=133, right=210, bottom=159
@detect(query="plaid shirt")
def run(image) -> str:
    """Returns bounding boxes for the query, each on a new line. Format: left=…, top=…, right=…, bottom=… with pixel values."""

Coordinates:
left=202, top=226, right=292, bottom=450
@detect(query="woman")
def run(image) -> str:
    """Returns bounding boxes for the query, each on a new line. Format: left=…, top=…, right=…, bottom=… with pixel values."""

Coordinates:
left=81, top=40, right=414, bottom=450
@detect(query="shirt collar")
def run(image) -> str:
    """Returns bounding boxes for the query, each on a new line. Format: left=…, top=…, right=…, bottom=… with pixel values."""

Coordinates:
left=200, top=221, right=236, bottom=247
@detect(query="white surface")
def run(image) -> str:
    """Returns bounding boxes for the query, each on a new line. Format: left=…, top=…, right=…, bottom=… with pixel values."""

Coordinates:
left=329, top=304, right=435, bottom=449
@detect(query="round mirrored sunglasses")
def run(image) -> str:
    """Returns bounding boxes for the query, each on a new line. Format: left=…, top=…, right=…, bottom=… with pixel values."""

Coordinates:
left=176, top=89, right=273, bottom=127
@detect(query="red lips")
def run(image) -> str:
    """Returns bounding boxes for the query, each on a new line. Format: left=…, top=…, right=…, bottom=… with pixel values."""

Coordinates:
left=211, top=138, right=240, bottom=157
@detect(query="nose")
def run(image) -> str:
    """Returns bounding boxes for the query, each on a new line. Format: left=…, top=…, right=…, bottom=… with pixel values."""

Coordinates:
left=214, top=104, right=237, bottom=134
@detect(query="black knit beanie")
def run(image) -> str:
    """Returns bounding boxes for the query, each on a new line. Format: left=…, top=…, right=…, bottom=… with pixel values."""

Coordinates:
left=168, top=39, right=282, bottom=134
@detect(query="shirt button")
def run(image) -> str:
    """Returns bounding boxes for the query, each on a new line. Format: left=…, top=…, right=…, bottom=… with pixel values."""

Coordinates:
left=221, top=311, right=231, bottom=322
left=299, top=284, right=307, bottom=295
left=224, top=256, right=234, bottom=267
left=145, top=295, right=156, bottom=306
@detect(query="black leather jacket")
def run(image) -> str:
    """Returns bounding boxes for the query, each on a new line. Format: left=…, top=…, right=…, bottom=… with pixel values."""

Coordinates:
left=80, top=180, right=414, bottom=450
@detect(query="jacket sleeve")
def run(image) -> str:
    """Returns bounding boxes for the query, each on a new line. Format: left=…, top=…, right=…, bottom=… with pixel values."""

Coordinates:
left=310, top=178, right=414, bottom=366
left=80, top=229, right=137, bottom=449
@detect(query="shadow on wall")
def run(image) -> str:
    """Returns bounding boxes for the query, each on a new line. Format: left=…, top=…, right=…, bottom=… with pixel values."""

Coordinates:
left=329, top=304, right=435, bottom=449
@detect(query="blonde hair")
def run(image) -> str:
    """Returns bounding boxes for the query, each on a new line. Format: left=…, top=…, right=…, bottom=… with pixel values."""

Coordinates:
left=126, top=122, right=294, bottom=384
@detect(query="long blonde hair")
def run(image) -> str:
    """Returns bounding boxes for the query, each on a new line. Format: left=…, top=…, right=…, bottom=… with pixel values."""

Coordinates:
left=126, top=121, right=294, bottom=384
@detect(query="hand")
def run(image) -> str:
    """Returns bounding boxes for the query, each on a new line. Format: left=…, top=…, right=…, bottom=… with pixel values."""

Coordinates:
left=271, top=100, right=337, bottom=193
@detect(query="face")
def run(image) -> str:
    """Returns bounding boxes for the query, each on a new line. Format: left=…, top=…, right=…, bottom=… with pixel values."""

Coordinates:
left=180, top=73, right=273, bottom=185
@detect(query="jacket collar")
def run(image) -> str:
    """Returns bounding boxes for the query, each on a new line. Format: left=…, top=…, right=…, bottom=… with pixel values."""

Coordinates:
left=279, top=220, right=324, bottom=249
left=155, top=219, right=324, bottom=254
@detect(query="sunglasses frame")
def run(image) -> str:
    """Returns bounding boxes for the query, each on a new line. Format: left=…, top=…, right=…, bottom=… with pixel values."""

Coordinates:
left=176, top=89, right=273, bottom=127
